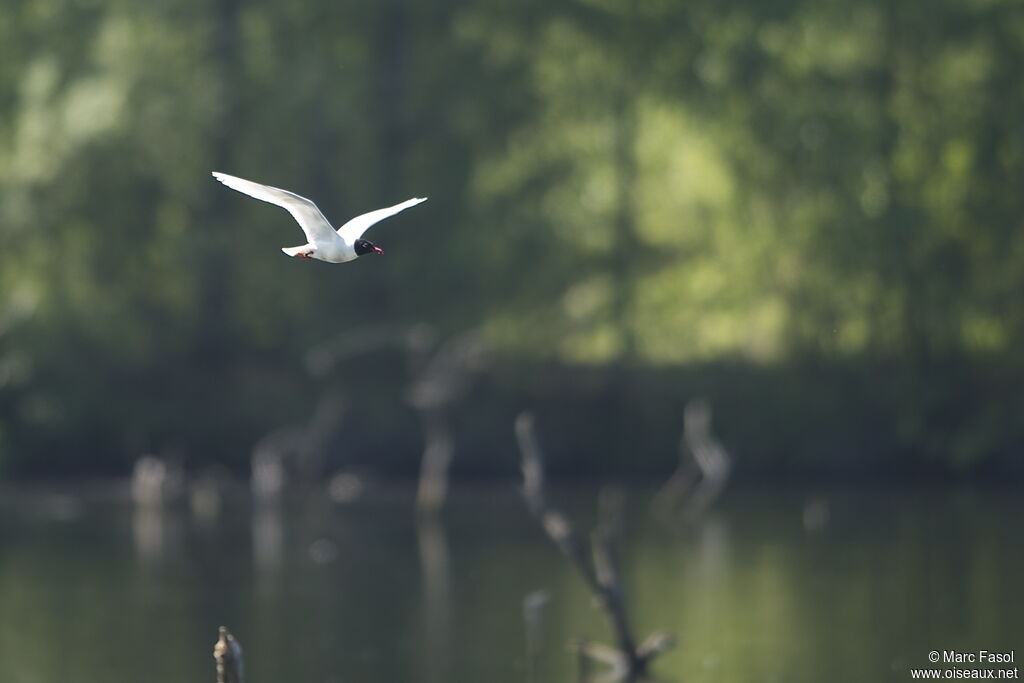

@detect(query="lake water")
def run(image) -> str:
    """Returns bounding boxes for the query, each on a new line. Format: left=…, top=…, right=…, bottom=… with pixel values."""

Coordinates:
left=0, top=483, right=1020, bottom=683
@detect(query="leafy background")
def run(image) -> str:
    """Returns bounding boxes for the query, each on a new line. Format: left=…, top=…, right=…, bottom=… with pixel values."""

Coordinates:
left=2, top=0, right=1023, bottom=479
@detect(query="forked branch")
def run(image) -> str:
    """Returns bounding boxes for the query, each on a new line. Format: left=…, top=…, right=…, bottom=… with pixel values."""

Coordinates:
left=514, top=413, right=673, bottom=679
left=653, top=398, right=731, bottom=520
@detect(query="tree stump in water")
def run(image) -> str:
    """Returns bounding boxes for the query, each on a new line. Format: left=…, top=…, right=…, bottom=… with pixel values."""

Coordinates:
left=213, top=627, right=245, bottom=683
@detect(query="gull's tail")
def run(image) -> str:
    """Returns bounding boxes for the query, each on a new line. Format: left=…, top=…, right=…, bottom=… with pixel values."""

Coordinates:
left=282, top=245, right=311, bottom=257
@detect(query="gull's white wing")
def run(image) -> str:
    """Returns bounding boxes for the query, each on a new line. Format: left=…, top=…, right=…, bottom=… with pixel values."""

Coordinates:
left=212, top=172, right=337, bottom=244
left=337, top=197, right=428, bottom=245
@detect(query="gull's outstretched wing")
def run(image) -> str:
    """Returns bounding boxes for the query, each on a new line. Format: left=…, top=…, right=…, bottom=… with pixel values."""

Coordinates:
left=336, top=197, right=428, bottom=245
left=212, top=172, right=336, bottom=244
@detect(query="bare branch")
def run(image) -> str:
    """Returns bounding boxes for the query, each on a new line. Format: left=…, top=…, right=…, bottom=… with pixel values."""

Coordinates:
left=249, top=390, right=348, bottom=500
left=636, top=631, right=676, bottom=660
left=571, top=640, right=625, bottom=668
left=304, top=324, right=411, bottom=377
left=411, top=331, right=486, bottom=513
left=416, top=406, right=454, bottom=512
left=591, top=526, right=638, bottom=661
left=515, top=412, right=673, bottom=679
left=515, top=412, right=546, bottom=518
left=213, top=627, right=245, bottom=683
left=541, top=510, right=601, bottom=593
left=406, top=332, right=486, bottom=410
left=653, top=398, right=732, bottom=520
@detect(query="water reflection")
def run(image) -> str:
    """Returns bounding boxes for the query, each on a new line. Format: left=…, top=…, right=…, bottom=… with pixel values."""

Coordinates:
left=0, top=485, right=1021, bottom=683
left=415, top=513, right=452, bottom=683
left=523, top=589, right=550, bottom=683
left=252, top=500, right=284, bottom=580
left=132, top=503, right=176, bottom=566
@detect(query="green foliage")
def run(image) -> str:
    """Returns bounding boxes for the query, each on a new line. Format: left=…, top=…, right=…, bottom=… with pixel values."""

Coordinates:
left=1, top=0, right=1022, bottom=476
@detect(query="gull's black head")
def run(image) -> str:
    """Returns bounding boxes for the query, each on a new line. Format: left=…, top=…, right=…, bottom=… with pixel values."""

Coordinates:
left=354, top=239, right=383, bottom=256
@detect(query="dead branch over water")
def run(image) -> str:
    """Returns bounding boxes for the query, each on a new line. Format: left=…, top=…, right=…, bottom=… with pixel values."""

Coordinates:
left=653, top=398, right=731, bottom=521
left=303, top=323, right=486, bottom=512
left=408, top=330, right=485, bottom=512
left=247, top=324, right=484, bottom=509
left=514, top=412, right=674, bottom=680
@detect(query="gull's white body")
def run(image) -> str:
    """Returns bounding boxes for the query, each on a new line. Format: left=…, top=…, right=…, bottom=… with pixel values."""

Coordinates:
left=212, top=172, right=427, bottom=263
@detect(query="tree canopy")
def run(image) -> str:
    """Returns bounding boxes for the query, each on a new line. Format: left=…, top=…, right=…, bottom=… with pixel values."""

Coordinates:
left=2, top=0, right=1023, bottom=477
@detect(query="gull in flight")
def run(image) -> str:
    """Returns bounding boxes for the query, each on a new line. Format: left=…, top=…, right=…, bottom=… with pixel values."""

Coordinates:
left=212, top=172, right=427, bottom=263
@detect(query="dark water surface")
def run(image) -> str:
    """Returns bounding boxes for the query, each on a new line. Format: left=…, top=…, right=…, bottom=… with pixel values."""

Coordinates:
left=0, top=484, right=1020, bottom=683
